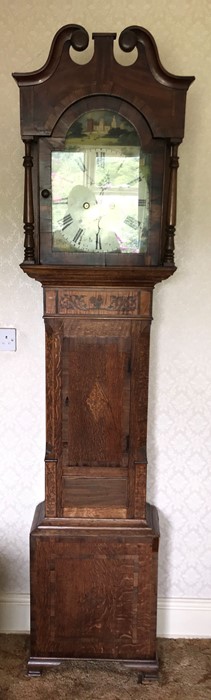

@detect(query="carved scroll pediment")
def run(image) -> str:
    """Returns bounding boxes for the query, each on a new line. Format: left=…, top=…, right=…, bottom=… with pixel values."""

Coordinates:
left=12, top=25, right=194, bottom=139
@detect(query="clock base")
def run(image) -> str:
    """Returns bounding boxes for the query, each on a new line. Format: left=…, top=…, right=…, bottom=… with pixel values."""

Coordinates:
left=29, top=501, right=159, bottom=681
left=27, top=655, right=159, bottom=681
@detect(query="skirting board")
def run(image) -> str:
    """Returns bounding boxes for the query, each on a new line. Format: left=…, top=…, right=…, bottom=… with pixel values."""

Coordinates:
left=0, top=595, right=211, bottom=637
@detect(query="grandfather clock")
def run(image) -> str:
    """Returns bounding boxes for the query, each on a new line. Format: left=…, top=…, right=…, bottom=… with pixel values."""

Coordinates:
left=13, top=26, right=194, bottom=680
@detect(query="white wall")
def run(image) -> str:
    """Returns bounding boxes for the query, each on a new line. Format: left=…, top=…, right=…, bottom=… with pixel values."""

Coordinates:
left=0, top=0, right=211, bottom=634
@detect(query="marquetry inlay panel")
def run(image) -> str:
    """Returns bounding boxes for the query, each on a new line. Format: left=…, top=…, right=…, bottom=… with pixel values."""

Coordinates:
left=44, top=288, right=152, bottom=319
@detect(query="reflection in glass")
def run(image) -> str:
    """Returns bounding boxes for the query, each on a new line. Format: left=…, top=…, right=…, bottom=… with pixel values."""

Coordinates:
left=51, top=110, right=150, bottom=253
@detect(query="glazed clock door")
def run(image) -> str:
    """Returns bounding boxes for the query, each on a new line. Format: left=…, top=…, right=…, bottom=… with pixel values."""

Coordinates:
left=51, top=117, right=150, bottom=254
left=39, top=98, right=166, bottom=266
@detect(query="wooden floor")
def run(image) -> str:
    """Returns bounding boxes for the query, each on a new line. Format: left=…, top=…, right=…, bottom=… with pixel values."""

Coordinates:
left=0, top=635, right=210, bottom=699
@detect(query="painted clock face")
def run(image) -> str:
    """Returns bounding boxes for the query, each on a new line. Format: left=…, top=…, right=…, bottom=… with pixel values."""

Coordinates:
left=51, top=110, right=151, bottom=254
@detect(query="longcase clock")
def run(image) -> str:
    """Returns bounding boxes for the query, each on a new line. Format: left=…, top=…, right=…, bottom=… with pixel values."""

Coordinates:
left=13, top=25, right=194, bottom=680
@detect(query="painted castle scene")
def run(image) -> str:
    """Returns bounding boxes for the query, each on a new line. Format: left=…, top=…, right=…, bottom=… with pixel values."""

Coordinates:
left=64, top=110, right=140, bottom=147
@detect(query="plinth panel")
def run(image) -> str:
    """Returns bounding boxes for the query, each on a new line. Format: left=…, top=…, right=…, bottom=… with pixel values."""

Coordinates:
left=30, top=509, right=159, bottom=663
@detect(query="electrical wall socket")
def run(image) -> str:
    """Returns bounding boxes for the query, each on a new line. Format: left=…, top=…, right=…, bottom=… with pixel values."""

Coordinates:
left=0, top=328, right=16, bottom=351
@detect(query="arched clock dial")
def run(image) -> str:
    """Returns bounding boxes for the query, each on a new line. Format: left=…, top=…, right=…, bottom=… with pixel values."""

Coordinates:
left=51, top=109, right=150, bottom=254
